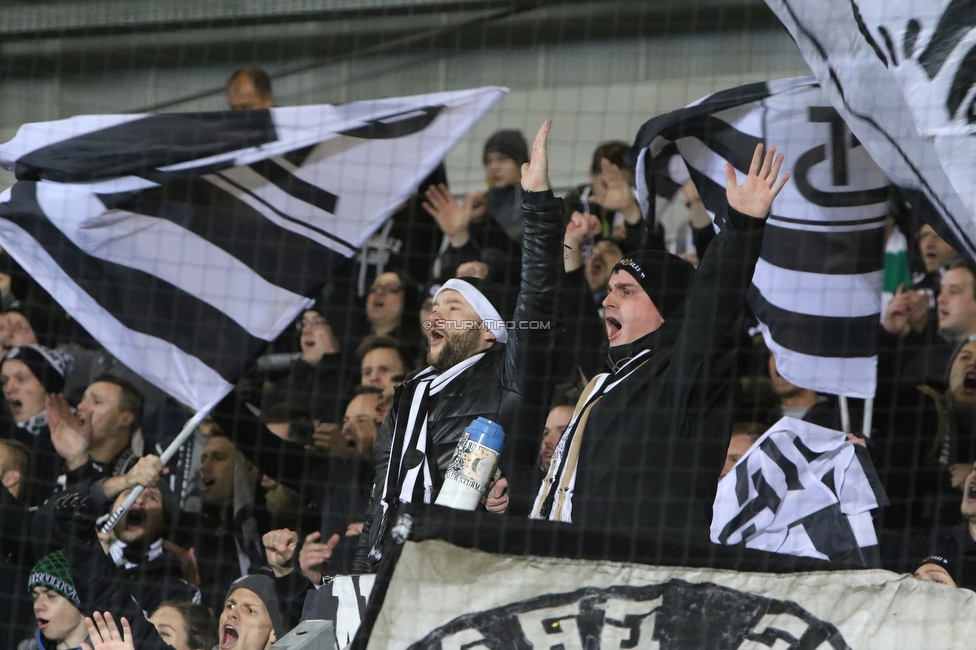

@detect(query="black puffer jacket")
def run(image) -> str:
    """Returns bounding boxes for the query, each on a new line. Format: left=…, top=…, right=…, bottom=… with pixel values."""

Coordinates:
left=538, top=206, right=765, bottom=546
left=355, top=190, right=564, bottom=571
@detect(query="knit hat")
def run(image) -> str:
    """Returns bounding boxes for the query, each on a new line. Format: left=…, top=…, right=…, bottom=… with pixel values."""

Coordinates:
left=4, top=344, right=70, bottom=394
left=227, top=574, right=285, bottom=637
left=434, top=278, right=516, bottom=344
left=483, top=129, right=528, bottom=167
left=28, top=550, right=81, bottom=609
left=611, top=250, right=696, bottom=319
left=919, top=554, right=952, bottom=572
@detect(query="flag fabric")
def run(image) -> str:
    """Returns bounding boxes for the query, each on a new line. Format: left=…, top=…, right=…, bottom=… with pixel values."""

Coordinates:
left=0, top=87, right=506, bottom=411
left=711, top=417, right=887, bottom=567
left=763, top=0, right=976, bottom=267
left=366, top=537, right=976, bottom=650
left=633, top=76, right=889, bottom=399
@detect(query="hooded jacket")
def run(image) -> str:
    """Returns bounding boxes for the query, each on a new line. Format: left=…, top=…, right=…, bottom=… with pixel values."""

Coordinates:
left=354, top=190, right=564, bottom=571
left=534, top=205, right=765, bottom=545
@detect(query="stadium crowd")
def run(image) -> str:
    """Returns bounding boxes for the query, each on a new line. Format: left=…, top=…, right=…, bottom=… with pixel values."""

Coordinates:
left=1, top=66, right=975, bottom=649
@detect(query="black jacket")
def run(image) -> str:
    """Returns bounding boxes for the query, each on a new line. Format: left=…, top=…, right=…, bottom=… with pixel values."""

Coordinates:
left=355, top=189, right=564, bottom=571
left=554, top=206, right=764, bottom=543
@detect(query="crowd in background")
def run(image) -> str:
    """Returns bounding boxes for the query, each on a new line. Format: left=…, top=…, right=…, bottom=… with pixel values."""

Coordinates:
left=0, top=65, right=974, bottom=650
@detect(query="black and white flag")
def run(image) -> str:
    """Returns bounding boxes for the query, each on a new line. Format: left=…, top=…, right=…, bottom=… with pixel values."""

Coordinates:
left=0, top=87, right=505, bottom=411
left=764, top=0, right=976, bottom=266
left=711, top=417, right=887, bottom=567
left=634, top=76, right=889, bottom=399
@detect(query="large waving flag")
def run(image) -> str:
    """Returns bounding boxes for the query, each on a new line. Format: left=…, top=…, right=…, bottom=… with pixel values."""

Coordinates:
left=764, top=0, right=976, bottom=265
left=634, top=76, right=889, bottom=399
left=0, top=87, right=506, bottom=411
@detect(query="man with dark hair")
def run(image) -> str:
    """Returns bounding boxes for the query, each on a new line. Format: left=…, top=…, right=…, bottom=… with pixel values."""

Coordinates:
left=45, top=374, right=163, bottom=508
left=226, top=66, right=274, bottom=111
left=356, top=335, right=412, bottom=391
left=719, top=422, right=765, bottom=481
left=532, top=144, right=790, bottom=547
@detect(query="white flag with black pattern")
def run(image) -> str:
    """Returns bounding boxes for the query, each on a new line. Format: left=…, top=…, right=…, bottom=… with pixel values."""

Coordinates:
left=634, top=76, right=889, bottom=399
left=764, top=0, right=976, bottom=269
left=711, top=417, right=887, bottom=567
left=0, top=87, right=505, bottom=411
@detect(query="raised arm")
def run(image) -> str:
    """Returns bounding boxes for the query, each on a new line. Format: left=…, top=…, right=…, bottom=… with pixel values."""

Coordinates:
left=502, top=120, right=565, bottom=393
left=670, top=144, right=789, bottom=379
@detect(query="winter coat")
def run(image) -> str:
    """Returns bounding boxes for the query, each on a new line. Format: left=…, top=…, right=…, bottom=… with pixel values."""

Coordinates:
left=549, top=206, right=764, bottom=541
left=355, top=189, right=564, bottom=571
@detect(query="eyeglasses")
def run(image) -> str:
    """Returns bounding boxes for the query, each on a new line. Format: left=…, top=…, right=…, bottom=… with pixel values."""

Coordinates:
left=369, top=283, right=403, bottom=296
left=296, top=316, right=328, bottom=331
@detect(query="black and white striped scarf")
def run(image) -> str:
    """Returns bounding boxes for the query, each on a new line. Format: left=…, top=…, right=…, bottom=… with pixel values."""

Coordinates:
left=381, top=352, right=487, bottom=516
left=530, top=349, right=652, bottom=522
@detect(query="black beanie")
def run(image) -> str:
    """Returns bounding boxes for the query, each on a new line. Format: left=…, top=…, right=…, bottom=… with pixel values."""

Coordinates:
left=4, top=345, right=69, bottom=394
left=483, top=129, right=529, bottom=167
left=227, top=574, right=286, bottom=637
left=612, top=250, right=696, bottom=319
left=919, top=554, right=952, bottom=572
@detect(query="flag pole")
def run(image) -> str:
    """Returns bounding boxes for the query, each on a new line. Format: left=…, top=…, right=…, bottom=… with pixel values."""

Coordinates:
left=861, top=397, right=874, bottom=439
left=100, top=395, right=224, bottom=534
left=839, top=395, right=851, bottom=434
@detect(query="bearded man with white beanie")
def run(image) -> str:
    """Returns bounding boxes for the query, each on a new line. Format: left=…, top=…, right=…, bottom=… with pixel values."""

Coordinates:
left=355, top=122, right=562, bottom=571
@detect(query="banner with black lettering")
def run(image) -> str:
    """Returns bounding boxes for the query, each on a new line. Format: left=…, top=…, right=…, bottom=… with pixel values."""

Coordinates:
left=365, top=539, right=976, bottom=650
left=763, top=0, right=976, bottom=266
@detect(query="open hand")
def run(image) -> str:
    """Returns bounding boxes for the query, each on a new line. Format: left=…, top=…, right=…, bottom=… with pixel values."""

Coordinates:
left=81, top=612, right=134, bottom=650
left=46, top=394, right=91, bottom=470
left=422, top=185, right=484, bottom=243
left=725, top=143, right=790, bottom=219
left=521, top=121, right=551, bottom=192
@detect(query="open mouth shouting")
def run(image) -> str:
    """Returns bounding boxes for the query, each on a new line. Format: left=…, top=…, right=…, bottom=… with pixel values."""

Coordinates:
left=605, top=317, right=622, bottom=342
left=220, top=624, right=239, bottom=649
left=428, top=328, right=445, bottom=349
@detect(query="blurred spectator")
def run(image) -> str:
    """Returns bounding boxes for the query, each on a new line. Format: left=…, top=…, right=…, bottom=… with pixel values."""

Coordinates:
left=3, top=346, right=70, bottom=505
left=538, top=389, right=579, bottom=473
left=424, top=129, right=528, bottom=285
left=21, top=550, right=89, bottom=650
left=362, top=271, right=424, bottom=363
left=874, top=338, right=976, bottom=531
left=262, top=308, right=346, bottom=426
left=913, top=555, right=958, bottom=587
left=148, top=601, right=217, bottom=650
left=175, top=436, right=276, bottom=612
left=258, top=403, right=313, bottom=448
left=719, top=423, right=764, bottom=481
left=357, top=335, right=412, bottom=391
left=100, top=484, right=199, bottom=614
left=915, top=224, right=960, bottom=292
left=226, top=67, right=274, bottom=111
left=767, top=355, right=820, bottom=420
left=0, top=438, right=30, bottom=502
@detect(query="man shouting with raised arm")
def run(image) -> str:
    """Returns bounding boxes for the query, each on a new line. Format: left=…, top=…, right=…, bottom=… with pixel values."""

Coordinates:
left=355, top=122, right=563, bottom=571
left=532, top=145, right=790, bottom=545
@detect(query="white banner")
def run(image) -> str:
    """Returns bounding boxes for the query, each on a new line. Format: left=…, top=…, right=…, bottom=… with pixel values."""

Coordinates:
left=366, top=539, right=976, bottom=649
